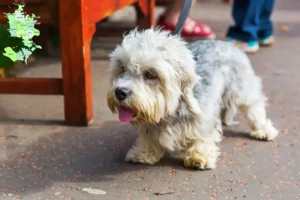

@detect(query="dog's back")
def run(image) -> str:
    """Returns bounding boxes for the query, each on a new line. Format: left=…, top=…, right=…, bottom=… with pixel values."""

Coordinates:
left=188, top=40, right=263, bottom=125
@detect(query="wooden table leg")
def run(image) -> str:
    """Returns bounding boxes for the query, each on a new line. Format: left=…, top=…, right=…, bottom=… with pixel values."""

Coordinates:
left=58, top=0, right=94, bottom=126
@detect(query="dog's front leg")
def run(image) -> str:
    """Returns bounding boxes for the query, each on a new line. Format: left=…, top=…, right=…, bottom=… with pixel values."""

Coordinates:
left=183, top=124, right=222, bottom=170
left=125, top=131, right=165, bottom=165
left=184, top=138, right=220, bottom=170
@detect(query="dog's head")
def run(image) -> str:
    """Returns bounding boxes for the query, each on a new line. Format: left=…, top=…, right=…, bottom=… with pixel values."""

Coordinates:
left=107, top=28, right=200, bottom=124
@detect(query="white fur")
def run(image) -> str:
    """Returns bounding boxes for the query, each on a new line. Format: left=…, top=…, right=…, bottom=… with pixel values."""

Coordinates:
left=107, top=28, right=279, bottom=170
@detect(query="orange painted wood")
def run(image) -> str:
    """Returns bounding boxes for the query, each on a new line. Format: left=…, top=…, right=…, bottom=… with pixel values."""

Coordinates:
left=0, top=78, right=63, bottom=95
left=86, top=0, right=137, bottom=24
left=58, top=0, right=94, bottom=126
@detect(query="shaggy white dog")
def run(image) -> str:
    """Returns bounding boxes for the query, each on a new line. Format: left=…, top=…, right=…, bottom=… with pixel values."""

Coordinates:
left=107, top=28, right=278, bottom=170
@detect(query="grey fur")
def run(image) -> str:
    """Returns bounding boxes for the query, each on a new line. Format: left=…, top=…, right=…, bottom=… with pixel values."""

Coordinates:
left=188, top=40, right=260, bottom=126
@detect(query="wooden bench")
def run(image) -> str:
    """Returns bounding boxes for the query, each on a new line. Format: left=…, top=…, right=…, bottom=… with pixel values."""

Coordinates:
left=0, top=0, right=155, bottom=126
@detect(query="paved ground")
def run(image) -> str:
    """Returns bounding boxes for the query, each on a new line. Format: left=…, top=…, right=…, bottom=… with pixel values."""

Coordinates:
left=0, top=0, right=299, bottom=199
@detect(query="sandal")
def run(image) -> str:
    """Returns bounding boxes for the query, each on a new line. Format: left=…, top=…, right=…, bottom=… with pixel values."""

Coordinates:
left=157, top=15, right=216, bottom=39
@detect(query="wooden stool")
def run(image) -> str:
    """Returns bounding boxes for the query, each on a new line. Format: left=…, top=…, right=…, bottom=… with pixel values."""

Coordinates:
left=0, top=0, right=155, bottom=126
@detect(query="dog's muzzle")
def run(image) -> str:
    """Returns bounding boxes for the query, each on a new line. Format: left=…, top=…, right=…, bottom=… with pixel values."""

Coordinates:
left=115, top=87, right=131, bottom=101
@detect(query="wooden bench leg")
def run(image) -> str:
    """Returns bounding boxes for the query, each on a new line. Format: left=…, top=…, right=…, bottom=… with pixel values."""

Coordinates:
left=59, top=0, right=94, bottom=126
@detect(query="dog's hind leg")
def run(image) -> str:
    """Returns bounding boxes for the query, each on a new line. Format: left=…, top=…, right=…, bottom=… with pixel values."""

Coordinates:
left=239, top=96, right=278, bottom=141
left=221, top=105, right=239, bottom=126
left=221, top=91, right=240, bottom=126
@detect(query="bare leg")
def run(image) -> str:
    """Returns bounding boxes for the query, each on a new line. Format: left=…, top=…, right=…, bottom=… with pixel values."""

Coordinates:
left=164, top=0, right=196, bottom=24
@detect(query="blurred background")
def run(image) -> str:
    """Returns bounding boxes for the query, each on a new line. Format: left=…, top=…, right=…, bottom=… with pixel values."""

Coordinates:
left=0, top=0, right=299, bottom=78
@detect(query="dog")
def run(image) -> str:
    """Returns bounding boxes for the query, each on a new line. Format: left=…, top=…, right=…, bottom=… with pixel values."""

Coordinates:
left=107, top=28, right=278, bottom=170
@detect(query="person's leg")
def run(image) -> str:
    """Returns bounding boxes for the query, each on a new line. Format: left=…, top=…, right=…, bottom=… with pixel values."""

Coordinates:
left=227, top=0, right=265, bottom=42
left=157, top=0, right=215, bottom=39
left=258, top=0, right=275, bottom=45
left=163, top=0, right=196, bottom=25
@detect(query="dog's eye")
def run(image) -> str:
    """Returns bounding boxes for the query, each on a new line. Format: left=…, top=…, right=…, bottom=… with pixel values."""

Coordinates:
left=120, top=66, right=126, bottom=72
left=143, top=70, right=157, bottom=80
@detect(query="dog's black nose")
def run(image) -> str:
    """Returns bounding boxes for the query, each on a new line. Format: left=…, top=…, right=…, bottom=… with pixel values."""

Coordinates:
left=115, top=87, right=131, bottom=101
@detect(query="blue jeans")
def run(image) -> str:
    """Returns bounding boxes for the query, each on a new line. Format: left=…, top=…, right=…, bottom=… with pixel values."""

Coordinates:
left=227, top=0, right=275, bottom=42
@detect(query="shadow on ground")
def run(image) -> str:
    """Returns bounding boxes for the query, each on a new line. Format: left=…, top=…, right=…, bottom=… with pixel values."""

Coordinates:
left=0, top=120, right=256, bottom=195
left=1, top=121, right=135, bottom=194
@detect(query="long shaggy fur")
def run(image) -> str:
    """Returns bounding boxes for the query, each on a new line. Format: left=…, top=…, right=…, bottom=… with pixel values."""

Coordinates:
left=107, top=28, right=279, bottom=170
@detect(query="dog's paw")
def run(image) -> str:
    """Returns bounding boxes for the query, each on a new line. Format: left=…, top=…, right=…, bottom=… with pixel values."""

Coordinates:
left=250, top=120, right=279, bottom=141
left=184, top=153, right=217, bottom=170
left=125, top=149, right=158, bottom=165
left=250, top=129, right=278, bottom=141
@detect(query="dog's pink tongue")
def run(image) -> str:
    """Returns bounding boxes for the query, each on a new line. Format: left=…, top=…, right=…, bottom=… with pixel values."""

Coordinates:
left=119, top=107, right=135, bottom=122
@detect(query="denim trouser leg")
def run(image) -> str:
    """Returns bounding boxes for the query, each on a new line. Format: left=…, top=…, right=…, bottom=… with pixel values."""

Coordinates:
left=227, top=0, right=267, bottom=42
left=258, top=0, right=275, bottom=38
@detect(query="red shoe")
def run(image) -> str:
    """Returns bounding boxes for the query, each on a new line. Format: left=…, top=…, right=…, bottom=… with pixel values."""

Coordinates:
left=157, top=15, right=216, bottom=39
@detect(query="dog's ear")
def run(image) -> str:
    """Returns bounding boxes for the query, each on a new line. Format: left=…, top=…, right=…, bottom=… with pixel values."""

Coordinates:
left=166, top=58, right=200, bottom=90
left=179, top=67, right=200, bottom=92
left=166, top=59, right=202, bottom=120
left=179, top=68, right=202, bottom=121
